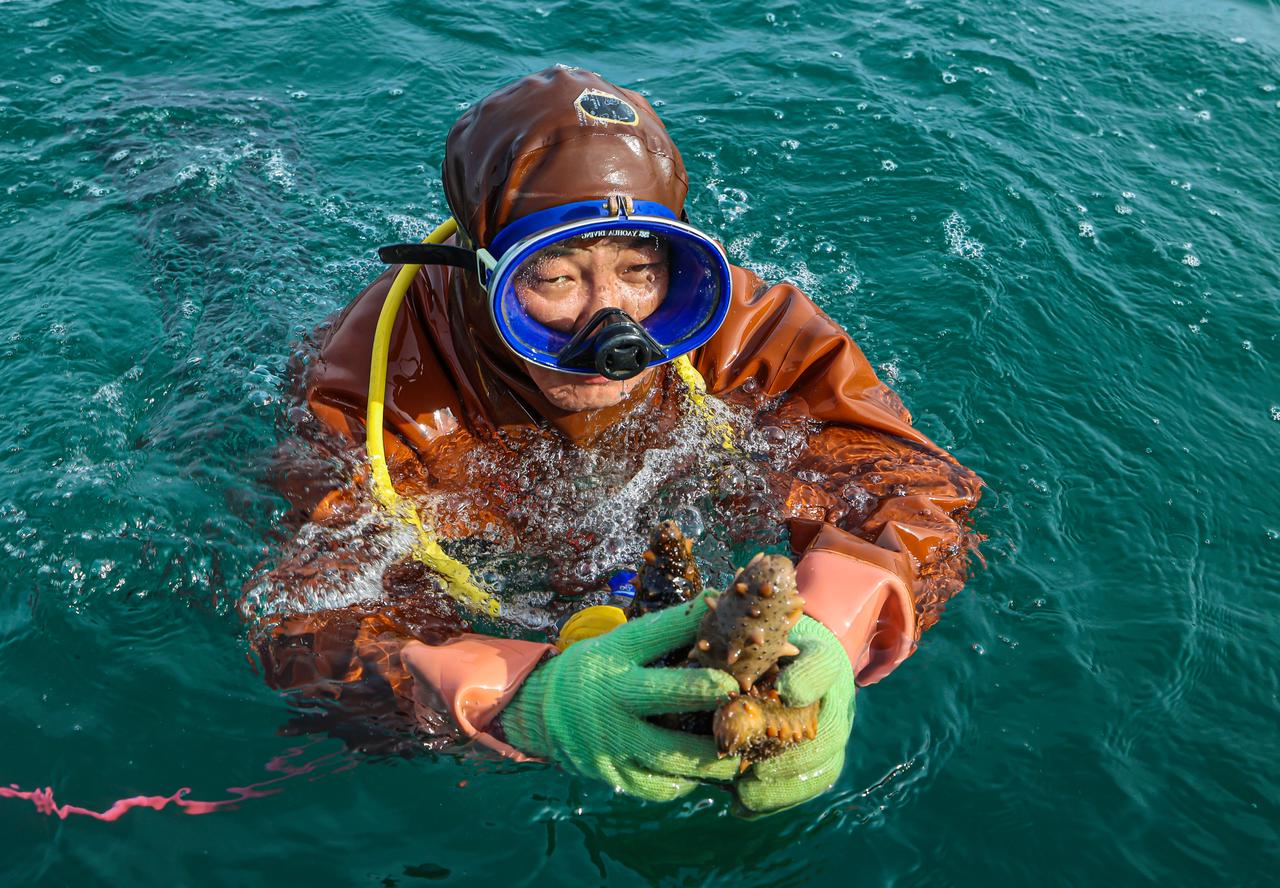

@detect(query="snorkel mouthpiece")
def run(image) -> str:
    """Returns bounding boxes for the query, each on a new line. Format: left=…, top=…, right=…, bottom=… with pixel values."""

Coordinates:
left=556, top=308, right=667, bottom=380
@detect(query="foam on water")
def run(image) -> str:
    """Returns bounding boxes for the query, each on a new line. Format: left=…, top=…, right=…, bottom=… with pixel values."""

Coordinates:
left=943, top=211, right=985, bottom=259
left=242, top=378, right=807, bottom=634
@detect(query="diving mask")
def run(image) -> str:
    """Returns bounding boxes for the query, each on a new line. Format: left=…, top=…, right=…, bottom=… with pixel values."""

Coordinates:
left=379, top=198, right=732, bottom=380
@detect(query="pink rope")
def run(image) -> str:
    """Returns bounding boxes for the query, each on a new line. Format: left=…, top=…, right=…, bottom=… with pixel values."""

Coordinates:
left=1, top=745, right=347, bottom=823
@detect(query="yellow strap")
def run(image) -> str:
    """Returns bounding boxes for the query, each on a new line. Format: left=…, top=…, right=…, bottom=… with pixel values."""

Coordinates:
left=366, top=218, right=502, bottom=618
left=672, top=354, right=735, bottom=450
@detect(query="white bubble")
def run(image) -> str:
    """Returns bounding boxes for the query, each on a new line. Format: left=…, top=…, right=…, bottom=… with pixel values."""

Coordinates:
left=289, top=90, right=308, bottom=100
left=1078, top=221, right=1095, bottom=238
left=881, top=159, right=897, bottom=171
left=1195, top=110, right=1211, bottom=121
left=671, top=506, right=704, bottom=538
left=263, top=149, right=294, bottom=188
left=941, top=71, right=958, bottom=85
left=1182, top=254, right=1200, bottom=267
left=1231, top=36, right=1247, bottom=44
left=49, top=74, right=64, bottom=84
left=1122, top=191, right=1136, bottom=199
left=943, top=211, right=985, bottom=259
left=1115, top=204, right=1133, bottom=215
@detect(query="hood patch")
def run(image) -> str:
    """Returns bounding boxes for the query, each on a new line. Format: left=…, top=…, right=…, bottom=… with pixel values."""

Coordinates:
left=575, top=88, right=639, bottom=126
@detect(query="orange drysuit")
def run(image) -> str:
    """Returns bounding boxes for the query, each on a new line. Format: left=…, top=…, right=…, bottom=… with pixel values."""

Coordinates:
left=247, top=67, right=983, bottom=755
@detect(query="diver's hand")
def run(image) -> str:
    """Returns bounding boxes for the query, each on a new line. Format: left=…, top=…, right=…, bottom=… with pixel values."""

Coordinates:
left=501, top=593, right=741, bottom=801
left=734, top=616, right=856, bottom=816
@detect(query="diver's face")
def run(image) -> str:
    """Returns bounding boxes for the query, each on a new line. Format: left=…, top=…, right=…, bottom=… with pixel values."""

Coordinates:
left=515, top=235, right=669, bottom=412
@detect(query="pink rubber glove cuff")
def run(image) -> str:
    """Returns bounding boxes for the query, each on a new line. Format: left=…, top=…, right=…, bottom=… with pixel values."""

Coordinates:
left=797, top=548, right=916, bottom=686
left=401, top=635, right=556, bottom=760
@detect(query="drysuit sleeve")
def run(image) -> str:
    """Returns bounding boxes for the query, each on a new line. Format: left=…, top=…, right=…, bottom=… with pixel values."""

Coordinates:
left=693, top=267, right=983, bottom=681
left=249, top=541, right=555, bottom=757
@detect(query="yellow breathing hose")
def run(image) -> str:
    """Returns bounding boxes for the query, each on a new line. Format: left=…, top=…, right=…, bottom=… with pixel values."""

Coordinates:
left=364, top=218, right=733, bottom=621
left=671, top=353, right=735, bottom=451
left=366, top=218, right=503, bottom=618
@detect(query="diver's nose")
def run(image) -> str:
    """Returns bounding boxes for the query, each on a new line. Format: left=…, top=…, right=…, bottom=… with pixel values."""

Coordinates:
left=573, top=276, right=627, bottom=331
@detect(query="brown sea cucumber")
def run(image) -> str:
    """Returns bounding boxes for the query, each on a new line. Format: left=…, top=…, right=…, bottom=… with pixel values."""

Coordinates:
left=630, top=525, right=820, bottom=766
left=713, top=690, right=821, bottom=761
left=690, top=553, right=804, bottom=692
left=689, top=551, right=820, bottom=765
left=628, top=519, right=702, bottom=618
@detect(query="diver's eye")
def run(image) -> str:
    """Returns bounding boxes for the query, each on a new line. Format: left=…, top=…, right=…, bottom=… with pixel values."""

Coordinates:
left=623, top=262, right=663, bottom=277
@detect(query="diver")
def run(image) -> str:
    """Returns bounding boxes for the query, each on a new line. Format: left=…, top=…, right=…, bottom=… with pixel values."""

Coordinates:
left=249, top=67, right=983, bottom=814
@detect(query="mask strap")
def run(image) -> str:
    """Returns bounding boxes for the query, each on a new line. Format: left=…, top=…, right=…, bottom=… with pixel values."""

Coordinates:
left=377, top=242, right=475, bottom=268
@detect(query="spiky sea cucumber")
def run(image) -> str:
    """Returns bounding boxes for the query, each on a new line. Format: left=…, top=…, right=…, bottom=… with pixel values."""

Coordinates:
left=691, top=553, right=805, bottom=692
left=713, top=690, right=820, bottom=760
left=628, top=519, right=702, bottom=617
left=630, top=525, right=820, bottom=765
left=689, top=552, right=821, bottom=764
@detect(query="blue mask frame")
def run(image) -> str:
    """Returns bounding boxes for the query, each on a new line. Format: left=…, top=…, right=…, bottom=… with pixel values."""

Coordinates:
left=478, top=199, right=733, bottom=375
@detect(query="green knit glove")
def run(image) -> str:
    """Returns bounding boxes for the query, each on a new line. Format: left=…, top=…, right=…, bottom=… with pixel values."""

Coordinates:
left=502, top=594, right=742, bottom=801
left=734, top=616, right=856, bottom=815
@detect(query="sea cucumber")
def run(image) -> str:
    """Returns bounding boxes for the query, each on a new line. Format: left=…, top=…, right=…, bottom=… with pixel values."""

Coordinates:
left=630, top=525, right=820, bottom=766
left=628, top=519, right=702, bottom=617
left=713, top=689, right=821, bottom=760
left=689, top=551, right=819, bottom=765
left=690, top=553, right=804, bottom=692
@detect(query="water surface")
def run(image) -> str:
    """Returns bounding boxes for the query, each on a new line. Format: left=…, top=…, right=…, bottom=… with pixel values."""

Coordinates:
left=2, top=0, right=1278, bottom=883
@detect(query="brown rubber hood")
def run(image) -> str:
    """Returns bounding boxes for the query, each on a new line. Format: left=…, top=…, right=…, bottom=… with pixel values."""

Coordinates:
left=443, top=66, right=688, bottom=248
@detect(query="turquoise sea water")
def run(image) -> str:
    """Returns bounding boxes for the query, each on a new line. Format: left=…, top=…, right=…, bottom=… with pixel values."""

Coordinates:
left=3, top=0, right=1278, bottom=883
